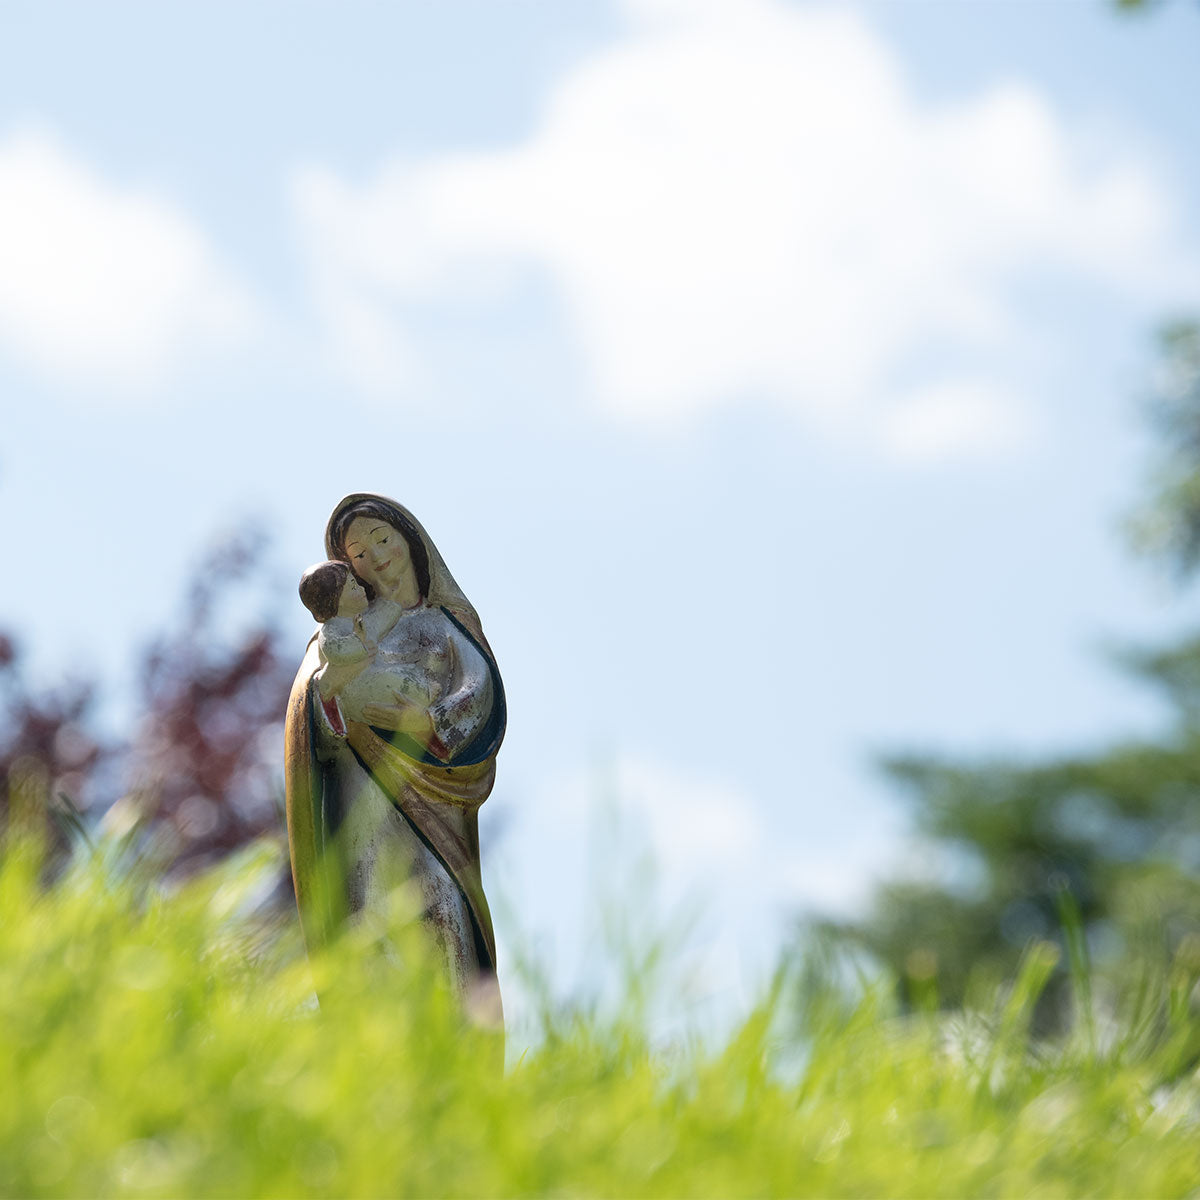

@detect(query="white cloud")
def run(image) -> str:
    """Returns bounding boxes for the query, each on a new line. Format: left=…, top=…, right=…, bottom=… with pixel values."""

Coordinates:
left=493, top=749, right=905, bottom=1031
left=291, top=0, right=1193, bottom=449
left=598, top=754, right=765, bottom=884
left=501, top=753, right=774, bottom=1011
left=0, top=127, right=258, bottom=393
left=882, top=379, right=1037, bottom=463
left=515, top=752, right=765, bottom=899
left=506, top=750, right=888, bottom=972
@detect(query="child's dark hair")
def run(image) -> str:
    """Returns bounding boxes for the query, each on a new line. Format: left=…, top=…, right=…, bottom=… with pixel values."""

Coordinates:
left=299, top=560, right=351, bottom=622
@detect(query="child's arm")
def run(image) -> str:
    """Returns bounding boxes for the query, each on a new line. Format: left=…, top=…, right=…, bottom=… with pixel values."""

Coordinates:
left=360, top=599, right=403, bottom=646
left=315, top=621, right=370, bottom=702
left=316, top=658, right=368, bottom=702
left=355, top=613, right=377, bottom=654
left=319, top=620, right=369, bottom=666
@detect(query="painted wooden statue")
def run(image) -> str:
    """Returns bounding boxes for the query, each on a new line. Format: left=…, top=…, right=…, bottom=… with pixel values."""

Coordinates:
left=283, top=494, right=505, bottom=1016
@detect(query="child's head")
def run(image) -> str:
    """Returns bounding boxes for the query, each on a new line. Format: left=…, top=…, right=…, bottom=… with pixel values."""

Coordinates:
left=299, top=561, right=369, bottom=622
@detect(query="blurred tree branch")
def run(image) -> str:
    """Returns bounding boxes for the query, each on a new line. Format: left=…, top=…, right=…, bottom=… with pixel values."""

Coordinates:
left=1, top=524, right=295, bottom=884
left=1128, top=322, right=1200, bottom=577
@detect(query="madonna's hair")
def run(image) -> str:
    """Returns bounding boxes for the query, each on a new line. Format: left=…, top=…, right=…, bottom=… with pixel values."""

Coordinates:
left=299, top=560, right=351, bottom=623
left=327, top=499, right=431, bottom=601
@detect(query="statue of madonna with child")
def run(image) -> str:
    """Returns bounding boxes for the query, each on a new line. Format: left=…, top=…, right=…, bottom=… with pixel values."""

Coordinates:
left=283, top=494, right=505, bottom=1019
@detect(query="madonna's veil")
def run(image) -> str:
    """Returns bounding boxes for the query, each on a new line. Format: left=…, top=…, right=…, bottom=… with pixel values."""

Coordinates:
left=324, top=493, right=484, bottom=642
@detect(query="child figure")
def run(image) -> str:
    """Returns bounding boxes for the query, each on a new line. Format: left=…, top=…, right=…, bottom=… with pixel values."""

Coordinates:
left=298, top=560, right=376, bottom=707
left=298, top=561, right=446, bottom=729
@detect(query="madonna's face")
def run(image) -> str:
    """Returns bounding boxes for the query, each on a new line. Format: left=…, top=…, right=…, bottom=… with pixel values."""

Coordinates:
left=343, top=515, right=413, bottom=598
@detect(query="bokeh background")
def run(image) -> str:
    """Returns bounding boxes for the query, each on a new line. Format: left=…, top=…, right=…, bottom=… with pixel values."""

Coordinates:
left=2, top=0, right=1199, bottom=1024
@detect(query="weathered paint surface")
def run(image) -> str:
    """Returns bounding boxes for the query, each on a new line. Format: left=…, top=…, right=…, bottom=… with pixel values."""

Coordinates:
left=284, top=494, right=505, bottom=1026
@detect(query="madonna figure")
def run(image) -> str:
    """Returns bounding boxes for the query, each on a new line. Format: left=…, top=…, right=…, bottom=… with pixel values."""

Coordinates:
left=284, top=494, right=505, bottom=1011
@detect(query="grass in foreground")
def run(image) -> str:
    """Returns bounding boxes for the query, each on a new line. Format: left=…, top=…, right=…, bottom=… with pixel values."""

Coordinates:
left=3, top=836, right=1200, bottom=1198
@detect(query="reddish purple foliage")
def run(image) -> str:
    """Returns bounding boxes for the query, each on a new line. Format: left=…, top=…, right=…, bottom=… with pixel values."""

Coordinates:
left=1, top=527, right=296, bottom=877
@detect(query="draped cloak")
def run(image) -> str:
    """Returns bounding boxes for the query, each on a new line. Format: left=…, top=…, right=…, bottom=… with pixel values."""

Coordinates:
left=283, top=495, right=506, bottom=982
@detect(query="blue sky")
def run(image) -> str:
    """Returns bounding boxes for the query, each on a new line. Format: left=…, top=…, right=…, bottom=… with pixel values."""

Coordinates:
left=2, top=0, right=1198, bottom=1017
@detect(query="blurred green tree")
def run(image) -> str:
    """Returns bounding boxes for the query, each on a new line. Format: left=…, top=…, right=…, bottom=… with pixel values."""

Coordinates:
left=825, top=322, right=1200, bottom=1026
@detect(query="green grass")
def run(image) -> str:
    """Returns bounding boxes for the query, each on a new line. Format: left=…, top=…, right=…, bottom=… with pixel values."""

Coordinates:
left=3, top=833, right=1200, bottom=1198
